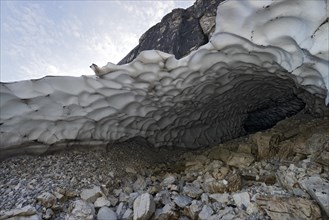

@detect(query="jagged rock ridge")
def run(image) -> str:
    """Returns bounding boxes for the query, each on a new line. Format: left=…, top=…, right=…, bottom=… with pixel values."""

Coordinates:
left=118, top=0, right=222, bottom=65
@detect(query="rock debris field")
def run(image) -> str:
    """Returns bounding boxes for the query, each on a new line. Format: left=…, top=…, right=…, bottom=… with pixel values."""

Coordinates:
left=0, top=114, right=328, bottom=220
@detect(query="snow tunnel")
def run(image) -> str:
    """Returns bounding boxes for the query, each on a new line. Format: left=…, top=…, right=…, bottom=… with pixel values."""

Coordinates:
left=0, top=0, right=328, bottom=159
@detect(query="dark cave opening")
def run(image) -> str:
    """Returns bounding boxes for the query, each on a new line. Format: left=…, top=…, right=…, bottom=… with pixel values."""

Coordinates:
left=243, top=94, right=306, bottom=133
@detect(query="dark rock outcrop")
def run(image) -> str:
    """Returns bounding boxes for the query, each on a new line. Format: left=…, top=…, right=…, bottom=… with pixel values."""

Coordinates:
left=118, top=0, right=223, bottom=65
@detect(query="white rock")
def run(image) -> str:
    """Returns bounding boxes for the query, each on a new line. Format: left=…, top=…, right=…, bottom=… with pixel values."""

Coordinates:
left=125, top=167, right=137, bottom=174
left=185, top=200, right=203, bottom=220
left=43, top=208, right=54, bottom=220
left=11, top=214, right=42, bottom=220
left=122, top=208, right=133, bottom=220
left=53, top=191, right=66, bottom=202
left=66, top=200, right=95, bottom=220
left=80, top=186, right=102, bottom=203
left=133, top=193, right=155, bottom=220
left=246, top=203, right=260, bottom=215
left=233, top=192, right=250, bottom=209
left=276, top=170, right=298, bottom=192
left=97, top=207, right=117, bottom=220
left=0, top=205, right=37, bottom=219
left=173, top=195, right=192, bottom=208
left=217, top=207, right=234, bottom=218
left=154, top=190, right=171, bottom=205
left=128, top=192, right=140, bottom=208
left=299, top=176, right=329, bottom=217
left=154, top=202, right=177, bottom=220
left=227, top=152, right=255, bottom=168
left=108, top=195, right=119, bottom=207
left=161, top=174, right=176, bottom=186
left=133, top=176, right=147, bottom=192
left=116, top=202, right=128, bottom=219
left=209, top=193, right=230, bottom=204
left=94, top=197, right=111, bottom=208
left=201, top=193, right=209, bottom=203
left=198, top=205, right=213, bottom=220
left=36, top=192, right=56, bottom=208
left=183, top=183, right=203, bottom=199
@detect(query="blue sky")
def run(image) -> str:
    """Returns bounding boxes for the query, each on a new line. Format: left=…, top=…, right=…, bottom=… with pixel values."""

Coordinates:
left=0, top=0, right=194, bottom=82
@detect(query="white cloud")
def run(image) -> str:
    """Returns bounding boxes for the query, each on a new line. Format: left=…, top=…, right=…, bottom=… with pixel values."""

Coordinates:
left=0, top=0, right=194, bottom=82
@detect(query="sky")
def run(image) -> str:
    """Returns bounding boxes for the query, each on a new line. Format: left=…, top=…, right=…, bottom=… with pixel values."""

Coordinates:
left=0, top=0, right=194, bottom=82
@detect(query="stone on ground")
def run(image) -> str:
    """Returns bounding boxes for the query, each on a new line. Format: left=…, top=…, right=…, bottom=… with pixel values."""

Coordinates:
left=66, top=200, right=95, bottom=220
left=198, top=205, right=213, bottom=220
left=80, top=186, right=102, bottom=203
left=209, top=193, right=230, bottom=204
left=154, top=202, right=178, bottom=220
left=183, top=183, right=203, bottom=199
left=123, top=208, right=133, bottom=220
left=256, top=195, right=321, bottom=220
left=133, top=193, right=155, bottom=220
left=299, top=176, right=329, bottom=217
left=183, top=200, right=203, bottom=220
left=233, top=192, right=250, bottom=209
left=0, top=205, right=38, bottom=219
left=94, top=196, right=111, bottom=208
left=226, top=152, right=255, bottom=168
left=97, top=206, right=117, bottom=220
left=36, top=192, right=57, bottom=208
left=173, top=195, right=192, bottom=208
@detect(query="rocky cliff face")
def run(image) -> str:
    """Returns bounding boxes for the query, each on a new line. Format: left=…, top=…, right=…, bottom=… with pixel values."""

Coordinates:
left=118, top=0, right=222, bottom=65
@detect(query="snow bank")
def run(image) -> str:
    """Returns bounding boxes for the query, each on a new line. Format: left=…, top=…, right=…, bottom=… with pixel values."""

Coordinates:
left=0, top=0, right=328, bottom=158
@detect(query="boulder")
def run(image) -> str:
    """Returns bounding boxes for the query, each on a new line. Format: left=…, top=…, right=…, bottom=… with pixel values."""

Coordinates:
left=204, top=173, right=241, bottom=193
left=256, top=195, right=321, bottom=220
left=66, top=200, right=95, bottom=220
left=36, top=192, right=57, bottom=208
left=299, top=176, right=329, bottom=217
left=94, top=197, right=111, bottom=208
left=154, top=190, right=171, bottom=205
left=226, top=152, right=255, bottom=168
left=232, top=192, right=250, bottom=209
left=173, top=195, right=192, bottom=208
left=116, top=202, right=128, bottom=219
left=97, top=207, right=117, bottom=220
left=133, top=193, right=155, bottom=220
left=183, top=200, right=203, bottom=220
left=161, top=174, right=177, bottom=186
left=198, top=205, right=213, bottom=220
left=123, top=209, right=133, bottom=220
left=251, top=132, right=281, bottom=159
left=209, top=193, right=229, bottom=204
left=183, top=183, right=203, bottom=199
left=0, top=205, right=38, bottom=220
left=80, top=186, right=102, bottom=203
left=154, top=202, right=178, bottom=220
